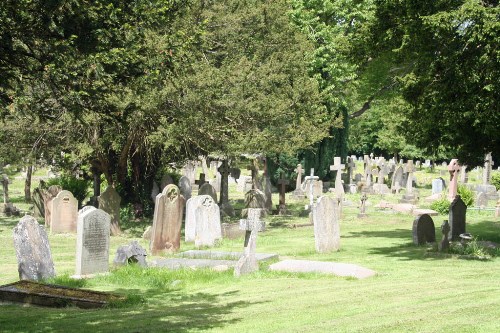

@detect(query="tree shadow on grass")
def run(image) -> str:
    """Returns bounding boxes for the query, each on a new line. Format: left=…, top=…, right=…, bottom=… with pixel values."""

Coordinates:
left=1, top=288, right=260, bottom=333
left=0, top=216, right=19, bottom=229
left=343, top=228, right=411, bottom=239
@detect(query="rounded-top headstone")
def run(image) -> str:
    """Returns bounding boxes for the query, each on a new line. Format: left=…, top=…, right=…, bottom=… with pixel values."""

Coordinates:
left=412, top=214, right=436, bottom=245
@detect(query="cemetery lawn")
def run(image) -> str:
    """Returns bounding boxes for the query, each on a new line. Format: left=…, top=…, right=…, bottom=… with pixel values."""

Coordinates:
left=1, top=168, right=500, bottom=332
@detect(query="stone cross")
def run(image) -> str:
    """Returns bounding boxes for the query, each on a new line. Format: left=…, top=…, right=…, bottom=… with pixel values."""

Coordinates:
left=218, top=159, right=234, bottom=216
left=1, top=174, right=9, bottom=204
left=330, top=157, right=345, bottom=196
left=405, top=160, right=416, bottom=195
left=364, top=157, right=373, bottom=186
left=483, top=153, right=493, bottom=185
left=346, top=157, right=356, bottom=185
left=277, top=172, right=289, bottom=215
left=234, top=208, right=265, bottom=277
left=304, top=168, right=319, bottom=208
left=377, top=159, right=388, bottom=184
left=447, top=159, right=461, bottom=201
left=294, top=164, right=303, bottom=190
left=195, top=173, right=207, bottom=188
left=439, top=220, right=450, bottom=251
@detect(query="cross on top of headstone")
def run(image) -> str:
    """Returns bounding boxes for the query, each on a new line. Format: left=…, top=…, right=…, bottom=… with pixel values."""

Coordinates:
left=347, top=157, right=356, bottom=170
left=195, top=173, right=207, bottom=187
left=330, top=157, right=345, bottom=172
left=277, top=172, right=289, bottom=206
left=304, top=168, right=320, bottom=208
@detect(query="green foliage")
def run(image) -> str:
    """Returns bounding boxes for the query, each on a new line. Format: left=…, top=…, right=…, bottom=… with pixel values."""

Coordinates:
left=45, top=175, right=91, bottom=205
left=491, top=173, right=500, bottom=191
left=430, top=197, right=450, bottom=215
left=448, top=237, right=494, bottom=260
left=457, top=185, right=474, bottom=207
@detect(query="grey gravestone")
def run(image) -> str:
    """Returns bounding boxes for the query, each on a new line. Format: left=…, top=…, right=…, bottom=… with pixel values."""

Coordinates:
left=242, top=189, right=267, bottom=217
left=178, top=176, right=192, bottom=201
left=114, top=241, right=148, bottom=267
left=160, top=174, right=173, bottom=190
left=432, top=179, right=444, bottom=195
left=50, top=190, right=78, bottom=234
left=194, top=196, right=222, bottom=247
left=313, top=196, right=340, bottom=253
left=475, top=192, right=488, bottom=207
left=358, top=193, right=368, bottom=218
left=449, top=195, right=467, bottom=241
left=151, top=184, right=185, bottom=254
left=151, top=182, right=160, bottom=202
left=98, top=186, right=121, bottom=236
left=263, top=176, right=273, bottom=211
left=412, top=214, right=436, bottom=245
left=13, top=215, right=55, bottom=281
left=391, top=166, right=404, bottom=194
left=43, top=185, right=62, bottom=228
left=32, top=188, right=45, bottom=218
left=439, top=220, right=450, bottom=252
left=75, top=207, right=111, bottom=276
left=234, top=208, right=265, bottom=277
left=292, top=164, right=305, bottom=199
left=198, top=183, right=218, bottom=202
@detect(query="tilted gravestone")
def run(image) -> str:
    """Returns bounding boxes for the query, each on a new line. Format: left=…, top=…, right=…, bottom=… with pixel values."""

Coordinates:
left=194, top=196, right=222, bottom=248
left=98, top=185, right=121, bottom=236
left=150, top=184, right=185, bottom=254
left=13, top=215, right=55, bottom=281
left=50, top=190, right=78, bottom=234
left=75, top=207, right=111, bottom=276
left=32, top=188, right=45, bottom=218
left=412, top=214, right=436, bottom=245
left=313, top=196, right=340, bottom=253
left=449, top=195, right=467, bottom=241
left=178, top=176, right=192, bottom=201
left=198, top=183, right=218, bottom=202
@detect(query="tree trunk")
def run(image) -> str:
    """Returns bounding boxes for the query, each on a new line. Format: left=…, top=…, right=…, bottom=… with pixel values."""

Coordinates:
left=24, top=164, right=33, bottom=202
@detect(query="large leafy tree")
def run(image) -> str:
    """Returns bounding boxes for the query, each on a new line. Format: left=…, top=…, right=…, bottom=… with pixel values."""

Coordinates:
left=373, top=0, right=499, bottom=167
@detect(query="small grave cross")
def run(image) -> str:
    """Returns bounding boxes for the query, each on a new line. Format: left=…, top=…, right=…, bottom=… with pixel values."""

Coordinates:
left=195, top=173, right=207, bottom=188
left=218, top=160, right=231, bottom=206
left=304, top=168, right=319, bottom=208
left=234, top=208, right=265, bottom=277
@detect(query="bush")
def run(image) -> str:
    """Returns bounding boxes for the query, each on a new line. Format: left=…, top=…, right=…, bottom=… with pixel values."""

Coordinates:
left=491, top=173, right=500, bottom=191
left=457, top=184, right=474, bottom=207
left=431, top=197, right=450, bottom=215
left=45, top=175, right=91, bottom=205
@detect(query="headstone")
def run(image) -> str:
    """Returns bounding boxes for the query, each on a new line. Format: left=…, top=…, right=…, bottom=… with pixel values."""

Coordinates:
left=364, top=157, right=373, bottom=187
left=459, top=165, right=468, bottom=183
left=292, top=164, right=305, bottom=199
left=198, top=183, right=218, bottom=202
left=483, top=153, right=493, bottom=185
left=330, top=157, right=345, bottom=197
left=195, top=173, right=207, bottom=189
left=113, top=241, right=148, bottom=267
left=263, top=176, right=273, bottom=211
left=449, top=195, right=466, bottom=241
left=345, top=157, right=356, bottom=186
left=13, top=215, right=55, bottom=281
left=75, top=207, right=110, bottom=276
left=303, top=169, right=320, bottom=208
left=313, top=196, right=340, bottom=253
left=448, top=159, right=461, bottom=201
left=194, top=196, right=222, bottom=248
left=160, top=174, right=173, bottom=190
left=98, top=185, right=121, bottom=236
left=178, top=176, right=192, bottom=201
left=277, top=173, right=289, bottom=215
left=358, top=193, right=368, bottom=218
left=439, top=220, right=450, bottom=251
left=242, top=189, right=267, bottom=217
left=151, top=182, right=160, bottom=202
left=32, top=188, right=45, bottom=218
left=50, top=190, right=78, bottom=234
left=42, top=185, right=62, bottom=228
left=150, top=184, right=185, bottom=254
left=200, top=156, right=210, bottom=176
left=475, top=192, right=488, bottom=207
left=432, top=179, right=444, bottom=195
left=391, top=166, right=404, bottom=194
left=412, top=214, right=436, bottom=245
left=182, top=161, right=196, bottom=184
left=234, top=208, right=265, bottom=277
left=230, top=168, right=241, bottom=182
left=185, top=195, right=221, bottom=244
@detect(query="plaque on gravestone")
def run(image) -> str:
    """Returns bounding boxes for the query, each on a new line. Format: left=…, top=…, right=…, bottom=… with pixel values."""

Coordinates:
left=76, top=208, right=111, bottom=276
left=13, top=215, right=56, bottom=281
left=412, top=214, right=436, bottom=245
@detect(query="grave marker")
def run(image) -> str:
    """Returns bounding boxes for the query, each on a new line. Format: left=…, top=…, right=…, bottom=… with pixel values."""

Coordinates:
left=50, top=190, right=78, bottom=234
left=313, top=196, right=340, bottom=253
left=234, top=208, right=265, bottom=277
left=449, top=195, right=466, bottom=241
left=448, top=159, right=461, bottom=201
left=412, top=214, right=436, bottom=245
left=277, top=172, right=289, bottom=215
left=330, top=157, right=345, bottom=197
left=98, top=185, right=121, bottom=236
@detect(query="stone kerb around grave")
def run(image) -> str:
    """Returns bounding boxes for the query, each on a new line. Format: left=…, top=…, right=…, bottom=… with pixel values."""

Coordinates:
left=50, top=190, right=78, bottom=234
left=313, top=196, right=340, bottom=253
left=13, top=215, right=56, bottom=281
left=75, top=207, right=111, bottom=276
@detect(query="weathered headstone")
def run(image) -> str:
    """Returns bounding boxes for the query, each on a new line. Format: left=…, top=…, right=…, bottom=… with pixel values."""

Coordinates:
left=292, top=164, right=305, bottom=200
left=114, top=241, right=148, bottom=267
left=185, top=195, right=221, bottom=243
left=263, top=175, right=273, bottom=211
left=449, top=195, right=466, bottom=241
left=277, top=173, right=289, bottom=215
left=313, top=196, right=340, bottom=253
left=150, top=184, right=185, bottom=254
left=358, top=193, right=368, bottom=218
left=432, top=179, right=444, bottom=195
left=178, top=176, right=192, bottom=201
left=198, top=183, right=218, bottom=202
left=475, top=192, right=488, bottom=208
left=391, top=166, right=404, bottom=194
left=242, top=189, right=267, bottom=217
left=75, top=207, right=110, bottom=276
left=32, top=187, right=45, bottom=218
left=483, top=153, right=493, bottom=185
left=345, top=157, right=356, bottom=187
left=194, top=196, right=222, bottom=248
left=218, top=160, right=235, bottom=217
left=42, top=185, right=62, bottom=228
left=182, top=161, right=196, bottom=184
left=50, top=190, right=78, bottom=234
left=98, top=185, right=121, bottom=236
left=448, top=159, right=461, bottom=201
left=459, top=165, right=468, bottom=184
left=160, top=174, right=174, bottom=190
left=195, top=173, right=207, bottom=189
left=150, top=182, right=160, bottom=202
left=234, top=208, right=265, bottom=277
left=13, top=215, right=55, bottom=281
left=412, top=214, right=436, bottom=245
left=439, top=220, right=450, bottom=251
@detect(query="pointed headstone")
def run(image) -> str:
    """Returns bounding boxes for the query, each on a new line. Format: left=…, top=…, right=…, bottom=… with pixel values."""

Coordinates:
left=449, top=195, right=466, bottom=241
left=98, top=186, right=121, bottom=236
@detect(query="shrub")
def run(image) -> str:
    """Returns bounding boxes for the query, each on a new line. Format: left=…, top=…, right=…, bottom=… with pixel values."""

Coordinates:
left=431, top=197, right=450, bottom=215
left=491, top=173, right=500, bottom=191
left=45, top=175, right=91, bottom=205
left=457, top=184, right=474, bottom=207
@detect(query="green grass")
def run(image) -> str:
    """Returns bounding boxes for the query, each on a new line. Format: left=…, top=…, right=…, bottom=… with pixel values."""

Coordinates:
left=1, top=166, right=500, bottom=332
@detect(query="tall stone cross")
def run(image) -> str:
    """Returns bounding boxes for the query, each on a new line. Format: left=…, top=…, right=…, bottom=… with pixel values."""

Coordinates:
left=218, top=160, right=231, bottom=206
left=234, top=208, right=265, bottom=277
left=294, top=164, right=303, bottom=190
left=1, top=174, right=9, bottom=204
left=330, top=157, right=345, bottom=196
left=346, top=157, right=356, bottom=185
left=483, top=153, right=493, bottom=185
left=195, top=173, right=207, bottom=188
left=405, top=160, right=416, bottom=195
left=277, top=172, right=289, bottom=214
left=304, top=168, right=319, bottom=208
left=448, top=159, right=461, bottom=200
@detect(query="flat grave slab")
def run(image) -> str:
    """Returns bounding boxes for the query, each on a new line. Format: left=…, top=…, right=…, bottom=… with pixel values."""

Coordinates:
left=413, top=209, right=439, bottom=216
left=176, top=250, right=279, bottom=262
left=0, top=280, right=124, bottom=309
left=269, top=259, right=376, bottom=279
left=151, top=258, right=236, bottom=270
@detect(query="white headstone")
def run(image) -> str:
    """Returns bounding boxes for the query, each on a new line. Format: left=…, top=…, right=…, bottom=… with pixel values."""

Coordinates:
left=50, top=190, right=78, bottom=233
left=313, top=196, right=340, bottom=253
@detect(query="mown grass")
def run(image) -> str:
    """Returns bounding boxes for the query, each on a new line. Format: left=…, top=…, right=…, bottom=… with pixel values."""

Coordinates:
left=0, top=166, right=499, bottom=332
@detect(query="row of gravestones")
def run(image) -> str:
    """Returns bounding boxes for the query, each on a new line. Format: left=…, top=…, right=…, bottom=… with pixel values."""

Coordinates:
left=412, top=195, right=467, bottom=248
left=13, top=206, right=112, bottom=281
